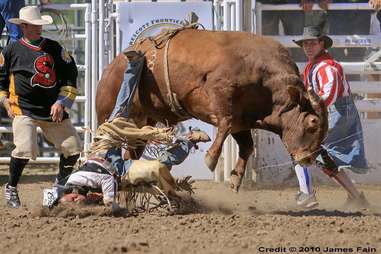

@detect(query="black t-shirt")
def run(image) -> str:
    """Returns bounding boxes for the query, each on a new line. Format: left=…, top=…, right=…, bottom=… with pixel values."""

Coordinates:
left=0, top=38, right=77, bottom=121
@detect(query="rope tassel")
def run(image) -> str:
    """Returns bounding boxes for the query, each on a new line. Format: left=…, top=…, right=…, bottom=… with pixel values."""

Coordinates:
left=89, top=117, right=174, bottom=156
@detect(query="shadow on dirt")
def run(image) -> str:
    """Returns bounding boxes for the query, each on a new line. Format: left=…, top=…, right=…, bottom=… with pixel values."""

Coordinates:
left=272, top=209, right=370, bottom=217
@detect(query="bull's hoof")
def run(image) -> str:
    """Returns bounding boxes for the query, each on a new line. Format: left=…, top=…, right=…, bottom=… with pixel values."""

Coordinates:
left=229, top=171, right=243, bottom=193
left=204, top=152, right=218, bottom=172
left=343, top=192, right=370, bottom=209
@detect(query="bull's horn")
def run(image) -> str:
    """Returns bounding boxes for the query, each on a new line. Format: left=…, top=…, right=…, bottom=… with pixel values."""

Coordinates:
left=307, top=87, right=323, bottom=114
left=307, top=87, right=320, bottom=106
left=307, top=88, right=328, bottom=125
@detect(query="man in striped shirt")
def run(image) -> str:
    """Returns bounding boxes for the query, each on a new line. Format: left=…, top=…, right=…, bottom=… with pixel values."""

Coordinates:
left=292, top=26, right=368, bottom=208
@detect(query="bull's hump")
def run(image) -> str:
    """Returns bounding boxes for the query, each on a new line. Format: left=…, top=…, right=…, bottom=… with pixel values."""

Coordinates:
left=177, top=29, right=284, bottom=58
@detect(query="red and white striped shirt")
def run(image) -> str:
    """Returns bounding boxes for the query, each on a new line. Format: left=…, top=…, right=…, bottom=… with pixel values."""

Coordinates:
left=303, top=52, right=351, bottom=107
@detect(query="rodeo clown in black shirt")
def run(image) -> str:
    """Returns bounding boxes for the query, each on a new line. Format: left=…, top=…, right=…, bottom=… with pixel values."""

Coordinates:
left=0, top=6, right=82, bottom=208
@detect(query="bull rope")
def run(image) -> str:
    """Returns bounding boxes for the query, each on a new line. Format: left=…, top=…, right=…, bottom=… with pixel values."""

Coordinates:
left=132, top=23, right=203, bottom=119
left=163, top=38, right=189, bottom=118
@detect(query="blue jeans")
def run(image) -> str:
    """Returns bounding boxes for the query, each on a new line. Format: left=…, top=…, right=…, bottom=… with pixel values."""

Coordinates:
left=0, top=0, right=24, bottom=43
left=157, top=139, right=195, bottom=169
left=105, top=139, right=194, bottom=176
left=108, top=56, right=145, bottom=121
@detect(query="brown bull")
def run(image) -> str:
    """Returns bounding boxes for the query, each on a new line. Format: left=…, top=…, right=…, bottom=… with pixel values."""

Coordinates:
left=96, top=28, right=328, bottom=191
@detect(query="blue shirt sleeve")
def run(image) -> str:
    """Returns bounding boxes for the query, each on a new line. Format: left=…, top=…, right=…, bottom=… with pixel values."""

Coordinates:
left=105, top=147, right=132, bottom=176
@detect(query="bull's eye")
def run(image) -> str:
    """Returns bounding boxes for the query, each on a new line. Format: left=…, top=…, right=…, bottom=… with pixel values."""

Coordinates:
left=306, top=126, right=318, bottom=133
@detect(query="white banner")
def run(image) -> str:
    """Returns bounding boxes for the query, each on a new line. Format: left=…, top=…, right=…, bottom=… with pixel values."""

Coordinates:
left=117, top=2, right=213, bottom=48
left=116, top=2, right=214, bottom=179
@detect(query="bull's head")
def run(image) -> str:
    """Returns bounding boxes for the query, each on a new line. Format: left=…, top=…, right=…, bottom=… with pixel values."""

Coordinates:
left=281, top=85, right=328, bottom=165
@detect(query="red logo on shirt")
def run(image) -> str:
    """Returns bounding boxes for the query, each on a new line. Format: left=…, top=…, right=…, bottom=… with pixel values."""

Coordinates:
left=31, top=54, right=56, bottom=88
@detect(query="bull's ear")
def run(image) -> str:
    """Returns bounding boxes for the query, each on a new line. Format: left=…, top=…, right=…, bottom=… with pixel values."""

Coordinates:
left=287, top=85, right=303, bottom=104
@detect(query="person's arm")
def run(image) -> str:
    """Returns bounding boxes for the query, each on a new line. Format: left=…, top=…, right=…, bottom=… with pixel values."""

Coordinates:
left=316, top=65, right=339, bottom=107
left=51, top=45, right=78, bottom=122
left=56, top=46, right=78, bottom=109
left=0, top=47, right=14, bottom=119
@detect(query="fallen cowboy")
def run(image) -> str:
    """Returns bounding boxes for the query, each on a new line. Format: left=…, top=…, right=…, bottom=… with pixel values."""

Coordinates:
left=96, top=23, right=370, bottom=208
left=43, top=117, right=210, bottom=213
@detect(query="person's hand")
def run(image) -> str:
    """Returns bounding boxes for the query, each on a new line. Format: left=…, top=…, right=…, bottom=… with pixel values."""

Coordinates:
left=0, top=97, right=14, bottom=119
left=39, top=0, right=51, bottom=5
left=318, top=0, right=330, bottom=11
left=300, top=0, right=314, bottom=12
left=369, top=0, right=381, bottom=10
left=300, top=0, right=330, bottom=11
left=50, top=102, right=64, bottom=122
left=5, top=103, right=15, bottom=119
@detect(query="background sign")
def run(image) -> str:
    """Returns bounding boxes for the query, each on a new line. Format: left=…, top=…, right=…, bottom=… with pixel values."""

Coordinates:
left=117, top=2, right=213, bottom=47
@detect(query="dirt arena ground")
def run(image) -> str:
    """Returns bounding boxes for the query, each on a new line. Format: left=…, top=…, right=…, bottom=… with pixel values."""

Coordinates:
left=1, top=167, right=381, bottom=254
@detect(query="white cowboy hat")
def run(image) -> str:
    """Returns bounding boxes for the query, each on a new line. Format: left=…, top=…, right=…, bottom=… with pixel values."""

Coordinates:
left=9, top=6, right=53, bottom=26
